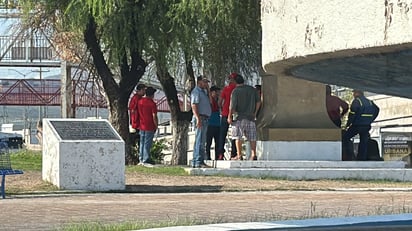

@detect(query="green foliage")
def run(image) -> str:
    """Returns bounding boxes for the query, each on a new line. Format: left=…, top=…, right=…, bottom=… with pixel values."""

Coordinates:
left=10, top=149, right=42, bottom=171
left=339, top=88, right=354, bottom=128
left=149, top=138, right=169, bottom=164
left=166, top=0, right=262, bottom=83
left=0, top=0, right=19, bottom=8
left=19, top=0, right=262, bottom=89
left=18, top=0, right=262, bottom=165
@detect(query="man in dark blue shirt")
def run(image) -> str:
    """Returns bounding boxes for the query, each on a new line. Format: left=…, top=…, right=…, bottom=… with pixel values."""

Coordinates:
left=343, top=89, right=380, bottom=161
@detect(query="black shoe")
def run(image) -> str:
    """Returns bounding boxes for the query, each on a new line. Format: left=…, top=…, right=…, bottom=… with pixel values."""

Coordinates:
left=146, top=159, right=156, bottom=164
left=198, top=163, right=211, bottom=168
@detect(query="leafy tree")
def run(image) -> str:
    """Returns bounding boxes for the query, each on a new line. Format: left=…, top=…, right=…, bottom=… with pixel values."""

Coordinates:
left=19, top=0, right=149, bottom=164
left=201, top=1, right=262, bottom=85
left=148, top=0, right=261, bottom=164
left=18, top=0, right=261, bottom=165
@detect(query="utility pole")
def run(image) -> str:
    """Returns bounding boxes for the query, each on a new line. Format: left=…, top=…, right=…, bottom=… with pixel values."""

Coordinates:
left=32, top=67, right=50, bottom=120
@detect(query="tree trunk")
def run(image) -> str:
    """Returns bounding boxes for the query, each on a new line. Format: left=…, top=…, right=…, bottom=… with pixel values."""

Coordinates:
left=171, top=119, right=191, bottom=165
left=84, top=16, right=143, bottom=164
left=156, top=64, right=192, bottom=165
left=108, top=99, right=138, bottom=164
left=160, top=77, right=192, bottom=165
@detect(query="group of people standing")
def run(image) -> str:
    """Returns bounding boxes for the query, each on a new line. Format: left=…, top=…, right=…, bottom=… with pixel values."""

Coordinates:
left=326, top=86, right=380, bottom=161
left=190, top=73, right=261, bottom=168
left=129, top=79, right=379, bottom=167
left=128, top=84, right=158, bottom=167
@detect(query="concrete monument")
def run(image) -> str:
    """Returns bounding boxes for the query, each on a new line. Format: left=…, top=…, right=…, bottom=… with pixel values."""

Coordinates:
left=258, top=0, right=412, bottom=160
left=42, top=118, right=125, bottom=191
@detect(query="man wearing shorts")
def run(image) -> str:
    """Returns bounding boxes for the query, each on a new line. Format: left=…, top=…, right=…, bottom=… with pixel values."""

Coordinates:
left=228, top=74, right=261, bottom=160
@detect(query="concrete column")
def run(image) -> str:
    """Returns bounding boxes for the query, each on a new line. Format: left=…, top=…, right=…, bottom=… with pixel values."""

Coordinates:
left=61, top=61, right=74, bottom=118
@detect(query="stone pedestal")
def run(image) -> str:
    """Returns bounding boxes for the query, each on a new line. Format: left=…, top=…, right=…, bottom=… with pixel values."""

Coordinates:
left=256, top=73, right=341, bottom=160
left=42, top=119, right=125, bottom=191
left=257, top=128, right=341, bottom=160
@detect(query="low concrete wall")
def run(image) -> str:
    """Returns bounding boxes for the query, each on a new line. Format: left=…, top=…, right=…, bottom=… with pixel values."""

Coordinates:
left=372, top=95, right=412, bottom=129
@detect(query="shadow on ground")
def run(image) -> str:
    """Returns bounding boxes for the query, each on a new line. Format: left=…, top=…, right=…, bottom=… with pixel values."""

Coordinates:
left=9, top=185, right=224, bottom=198
left=125, top=184, right=223, bottom=193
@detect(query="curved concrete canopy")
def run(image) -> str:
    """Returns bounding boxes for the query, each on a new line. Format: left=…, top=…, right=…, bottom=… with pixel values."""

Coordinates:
left=290, top=48, right=412, bottom=99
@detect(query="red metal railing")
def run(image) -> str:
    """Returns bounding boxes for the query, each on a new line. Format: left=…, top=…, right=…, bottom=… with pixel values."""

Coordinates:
left=0, top=78, right=188, bottom=112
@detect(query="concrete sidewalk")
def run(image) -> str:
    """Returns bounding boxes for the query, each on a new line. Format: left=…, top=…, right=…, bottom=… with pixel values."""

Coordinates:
left=143, top=214, right=412, bottom=231
left=1, top=190, right=412, bottom=230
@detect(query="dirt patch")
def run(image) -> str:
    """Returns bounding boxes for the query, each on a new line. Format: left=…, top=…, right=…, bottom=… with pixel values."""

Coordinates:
left=5, top=170, right=412, bottom=194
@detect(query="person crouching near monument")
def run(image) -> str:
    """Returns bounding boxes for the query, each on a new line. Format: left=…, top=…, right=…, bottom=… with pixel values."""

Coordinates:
left=138, top=87, right=158, bottom=167
left=326, top=85, right=349, bottom=128
left=343, top=89, right=379, bottom=161
left=228, top=74, right=261, bottom=160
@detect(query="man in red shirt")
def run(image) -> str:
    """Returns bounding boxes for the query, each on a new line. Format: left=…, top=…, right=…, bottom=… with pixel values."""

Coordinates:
left=217, top=72, right=238, bottom=160
left=129, top=83, right=147, bottom=130
left=326, top=85, right=349, bottom=128
left=128, top=83, right=146, bottom=149
left=138, top=87, right=158, bottom=167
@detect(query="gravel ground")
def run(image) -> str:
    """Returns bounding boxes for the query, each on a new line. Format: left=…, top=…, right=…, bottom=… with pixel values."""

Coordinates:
left=6, top=169, right=412, bottom=194
left=3, top=169, right=412, bottom=231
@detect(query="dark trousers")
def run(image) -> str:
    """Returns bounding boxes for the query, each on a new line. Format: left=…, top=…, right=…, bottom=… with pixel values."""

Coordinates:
left=130, top=131, right=140, bottom=148
left=218, top=116, right=237, bottom=157
left=343, top=125, right=371, bottom=161
left=331, top=118, right=341, bottom=128
left=206, top=125, right=220, bottom=160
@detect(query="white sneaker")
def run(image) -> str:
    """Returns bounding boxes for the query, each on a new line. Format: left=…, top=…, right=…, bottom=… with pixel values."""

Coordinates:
left=138, top=162, right=144, bottom=166
left=143, top=163, right=154, bottom=168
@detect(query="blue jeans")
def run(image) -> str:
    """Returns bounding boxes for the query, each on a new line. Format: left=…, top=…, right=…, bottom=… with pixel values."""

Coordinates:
left=139, top=130, right=155, bottom=163
left=343, top=125, right=371, bottom=161
left=192, top=117, right=208, bottom=167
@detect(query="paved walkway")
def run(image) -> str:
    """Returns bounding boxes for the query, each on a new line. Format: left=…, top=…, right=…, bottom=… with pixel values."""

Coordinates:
left=1, top=190, right=412, bottom=230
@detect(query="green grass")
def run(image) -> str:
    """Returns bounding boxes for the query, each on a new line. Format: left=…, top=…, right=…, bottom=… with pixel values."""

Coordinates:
left=58, top=205, right=412, bottom=231
left=126, top=165, right=188, bottom=176
left=8, top=149, right=189, bottom=176
left=61, top=219, right=206, bottom=231
left=8, top=150, right=412, bottom=186
left=10, top=149, right=42, bottom=171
